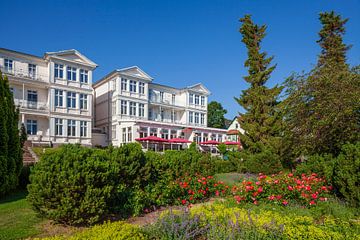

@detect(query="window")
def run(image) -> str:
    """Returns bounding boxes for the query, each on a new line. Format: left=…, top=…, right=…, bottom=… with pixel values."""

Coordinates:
left=55, top=89, right=63, bottom=107
left=149, top=109, right=153, bottom=119
left=10, top=87, right=14, bottom=94
left=80, top=69, right=88, bottom=83
left=150, top=128, right=157, bottom=136
left=27, top=90, right=38, bottom=103
left=171, top=111, right=175, bottom=122
left=26, top=120, right=37, bottom=135
left=189, top=93, right=194, bottom=104
left=195, top=112, right=199, bottom=124
left=195, top=95, right=200, bottom=105
left=4, top=59, right=13, bottom=72
left=172, top=94, right=175, bottom=104
left=67, top=66, right=77, bottom=81
left=112, top=101, right=116, bottom=115
left=28, top=64, right=36, bottom=78
left=139, top=127, right=148, bottom=138
left=55, top=118, right=63, bottom=136
left=235, top=123, right=238, bottom=128
left=112, top=79, right=117, bottom=91
left=122, top=128, right=126, bottom=142
left=129, top=80, right=137, bottom=93
left=160, top=92, right=164, bottom=102
left=129, top=102, right=136, bottom=116
left=160, top=109, right=164, bottom=120
left=80, top=94, right=88, bottom=110
left=55, top=64, right=63, bottom=78
left=112, top=125, right=117, bottom=139
left=127, top=127, right=132, bottom=142
left=200, top=96, right=205, bottom=106
left=200, top=113, right=205, bottom=125
left=170, top=130, right=177, bottom=139
left=121, top=78, right=127, bottom=91
left=138, top=103, right=144, bottom=117
left=80, top=121, right=87, bottom=137
left=121, top=100, right=127, bottom=115
left=189, top=111, right=193, bottom=123
left=67, top=119, right=76, bottom=136
left=67, top=92, right=76, bottom=108
left=161, top=129, right=169, bottom=139
left=139, top=82, right=145, bottom=94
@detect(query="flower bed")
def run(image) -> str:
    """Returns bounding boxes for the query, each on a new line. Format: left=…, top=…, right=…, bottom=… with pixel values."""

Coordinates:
left=231, top=172, right=333, bottom=206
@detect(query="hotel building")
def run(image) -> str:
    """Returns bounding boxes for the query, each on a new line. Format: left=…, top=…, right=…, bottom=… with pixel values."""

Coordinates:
left=93, top=66, right=227, bottom=146
left=0, top=48, right=97, bottom=146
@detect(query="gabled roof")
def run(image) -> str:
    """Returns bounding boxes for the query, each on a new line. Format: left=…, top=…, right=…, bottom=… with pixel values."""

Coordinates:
left=44, top=49, right=98, bottom=68
left=185, top=83, right=211, bottom=95
left=116, top=66, right=153, bottom=81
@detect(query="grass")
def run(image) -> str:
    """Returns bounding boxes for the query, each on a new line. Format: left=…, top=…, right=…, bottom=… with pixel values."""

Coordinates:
left=0, top=190, right=44, bottom=240
left=214, top=172, right=257, bottom=185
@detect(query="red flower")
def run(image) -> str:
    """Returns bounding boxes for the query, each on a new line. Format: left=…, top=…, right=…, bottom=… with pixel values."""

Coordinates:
left=215, top=190, right=220, bottom=196
left=282, top=200, right=288, bottom=206
left=268, top=195, right=275, bottom=201
left=276, top=195, right=282, bottom=200
left=309, top=200, right=316, bottom=205
left=288, top=185, right=294, bottom=191
left=311, top=193, right=318, bottom=199
left=181, top=199, right=187, bottom=205
left=288, top=173, right=293, bottom=177
left=257, top=187, right=263, bottom=193
left=253, top=200, right=258, bottom=205
left=305, top=186, right=311, bottom=191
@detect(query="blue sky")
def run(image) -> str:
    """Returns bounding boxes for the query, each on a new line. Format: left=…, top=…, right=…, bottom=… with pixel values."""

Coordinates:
left=1, top=0, right=359, bottom=118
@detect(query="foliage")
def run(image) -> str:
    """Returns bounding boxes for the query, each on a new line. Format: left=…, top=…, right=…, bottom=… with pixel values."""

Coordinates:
left=234, top=15, right=283, bottom=168
left=207, top=101, right=228, bottom=129
left=20, top=123, right=27, bottom=147
left=0, top=190, right=43, bottom=240
left=241, top=146, right=283, bottom=174
left=39, top=221, right=145, bottom=240
left=281, top=11, right=360, bottom=157
left=332, top=142, right=360, bottom=207
left=230, top=172, right=333, bottom=207
left=27, top=144, right=120, bottom=225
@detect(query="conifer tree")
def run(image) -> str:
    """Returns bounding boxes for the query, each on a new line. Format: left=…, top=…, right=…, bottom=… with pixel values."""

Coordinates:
left=283, top=11, right=360, bottom=156
left=0, top=71, right=22, bottom=196
left=235, top=15, right=283, bottom=172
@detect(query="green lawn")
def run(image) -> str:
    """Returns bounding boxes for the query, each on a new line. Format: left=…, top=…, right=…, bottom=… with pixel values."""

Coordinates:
left=215, top=172, right=257, bottom=185
left=0, top=190, right=44, bottom=240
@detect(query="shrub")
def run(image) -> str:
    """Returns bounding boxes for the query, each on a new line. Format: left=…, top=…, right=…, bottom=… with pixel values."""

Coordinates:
left=242, top=147, right=283, bottom=174
left=295, top=154, right=335, bottom=182
left=27, top=144, right=119, bottom=225
left=333, top=142, right=360, bottom=207
left=18, top=164, right=32, bottom=189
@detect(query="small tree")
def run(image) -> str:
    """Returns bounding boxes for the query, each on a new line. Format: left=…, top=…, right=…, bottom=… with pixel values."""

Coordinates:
left=207, top=101, right=228, bottom=129
left=20, top=123, right=27, bottom=147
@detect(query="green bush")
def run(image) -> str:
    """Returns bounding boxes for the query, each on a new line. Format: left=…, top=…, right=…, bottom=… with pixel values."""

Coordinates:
left=242, top=147, right=283, bottom=174
left=295, top=154, right=335, bottom=182
left=27, top=144, right=119, bottom=225
left=18, top=164, right=32, bottom=189
left=333, top=142, right=360, bottom=207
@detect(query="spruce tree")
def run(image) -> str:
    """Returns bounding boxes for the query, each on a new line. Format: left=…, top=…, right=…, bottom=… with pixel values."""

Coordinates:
left=0, top=71, right=22, bottom=196
left=283, top=11, right=360, bottom=156
left=235, top=15, right=283, bottom=173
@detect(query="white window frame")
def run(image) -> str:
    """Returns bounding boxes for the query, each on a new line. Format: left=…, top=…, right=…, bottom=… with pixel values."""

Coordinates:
left=189, top=111, right=193, bottom=123
left=138, top=103, right=144, bottom=117
left=129, top=101, right=136, bottom=116
left=112, top=101, right=116, bottom=115
left=67, top=66, right=77, bottom=81
left=4, top=59, right=13, bottom=72
left=129, top=80, right=137, bottom=93
left=55, top=63, right=64, bottom=79
left=80, top=69, right=88, bottom=83
left=55, top=118, right=63, bottom=136
left=189, top=93, right=194, bottom=105
left=121, top=100, right=127, bottom=115
left=139, top=82, right=145, bottom=94
left=200, top=96, right=205, bottom=106
left=55, top=89, right=63, bottom=107
left=127, top=127, right=132, bottom=142
left=80, top=94, right=88, bottom=110
left=67, top=119, right=76, bottom=137
left=112, top=125, right=117, bottom=139
left=80, top=121, right=87, bottom=137
left=195, top=112, right=199, bottom=124
left=26, top=119, right=37, bottom=135
left=195, top=95, right=200, bottom=105
left=200, top=113, right=205, bottom=125
left=122, top=127, right=127, bottom=142
left=67, top=92, right=76, bottom=108
left=121, top=78, right=127, bottom=91
left=28, top=64, right=36, bottom=78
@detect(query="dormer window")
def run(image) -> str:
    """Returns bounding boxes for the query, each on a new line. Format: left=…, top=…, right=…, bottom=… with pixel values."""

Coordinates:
left=4, top=59, right=13, bottom=72
left=67, top=66, right=77, bottom=81
left=80, top=69, right=88, bottom=83
left=139, top=82, right=145, bottom=94
left=195, top=95, right=200, bottom=105
left=189, top=94, right=194, bottom=104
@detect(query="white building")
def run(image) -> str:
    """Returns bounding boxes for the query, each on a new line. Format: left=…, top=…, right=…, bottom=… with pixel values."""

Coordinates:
left=226, top=117, right=244, bottom=142
left=93, top=66, right=227, bottom=147
left=0, top=48, right=97, bottom=146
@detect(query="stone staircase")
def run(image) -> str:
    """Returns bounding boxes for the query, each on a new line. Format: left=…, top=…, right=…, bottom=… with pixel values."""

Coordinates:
left=23, top=141, right=38, bottom=166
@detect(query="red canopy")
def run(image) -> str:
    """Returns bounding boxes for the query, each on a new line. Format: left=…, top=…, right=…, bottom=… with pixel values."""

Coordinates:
left=135, top=136, right=169, bottom=142
left=168, top=138, right=192, bottom=143
left=199, top=140, right=220, bottom=145
left=224, top=141, right=241, bottom=145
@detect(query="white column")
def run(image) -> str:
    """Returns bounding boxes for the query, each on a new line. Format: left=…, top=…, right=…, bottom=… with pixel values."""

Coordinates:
left=147, top=126, right=150, bottom=136
left=63, top=90, right=67, bottom=108
left=88, top=70, right=93, bottom=85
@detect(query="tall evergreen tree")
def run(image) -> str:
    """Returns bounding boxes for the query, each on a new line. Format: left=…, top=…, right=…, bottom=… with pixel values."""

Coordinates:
left=207, top=101, right=228, bottom=129
left=0, top=71, right=22, bottom=196
left=283, top=11, right=360, bottom=156
left=235, top=15, right=283, bottom=172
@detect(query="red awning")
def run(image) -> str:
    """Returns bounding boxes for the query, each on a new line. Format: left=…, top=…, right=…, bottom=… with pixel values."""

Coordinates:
left=135, top=136, right=169, bottom=142
left=227, top=129, right=240, bottom=135
left=168, top=138, right=192, bottom=143
left=199, top=140, right=220, bottom=145
left=224, top=141, right=241, bottom=145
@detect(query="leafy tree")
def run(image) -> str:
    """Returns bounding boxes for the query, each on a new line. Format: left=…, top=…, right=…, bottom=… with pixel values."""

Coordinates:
left=207, top=101, right=227, bottom=129
left=234, top=15, right=283, bottom=171
left=0, top=71, right=22, bottom=196
left=282, top=11, right=360, bottom=156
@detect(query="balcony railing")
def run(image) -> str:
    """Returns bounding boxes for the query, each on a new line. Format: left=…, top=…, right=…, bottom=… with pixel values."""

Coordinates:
left=14, top=99, right=49, bottom=111
left=0, top=66, right=48, bottom=82
left=149, top=97, right=184, bottom=108
left=149, top=117, right=182, bottom=124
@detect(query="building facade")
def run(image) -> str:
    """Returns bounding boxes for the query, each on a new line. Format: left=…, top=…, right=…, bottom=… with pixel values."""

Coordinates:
left=0, top=48, right=97, bottom=146
left=226, top=117, right=244, bottom=142
left=93, top=66, right=227, bottom=146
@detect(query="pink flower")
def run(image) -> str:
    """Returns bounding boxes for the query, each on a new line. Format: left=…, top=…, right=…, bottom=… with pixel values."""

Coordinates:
left=215, top=190, right=219, bottom=196
left=288, top=185, right=294, bottom=191
left=309, top=200, right=316, bottom=205
left=255, top=181, right=260, bottom=185
left=282, top=200, right=288, bottom=206
left=288, top=173, right=293, bottom=177
left=311, top=193, right=318, bottom=199
left=257, top=187, right=263, bottom=193
left=268, top=195, right=275, bottom=201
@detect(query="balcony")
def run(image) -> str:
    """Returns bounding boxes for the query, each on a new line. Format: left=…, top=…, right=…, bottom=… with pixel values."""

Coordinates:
left=0, top=66, right=48, bottom=83
left=149, top=117, right=182, bottom=125
left=14, top=99, right=49, bottom=112
left=149, top=97, right=184, bottom=109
